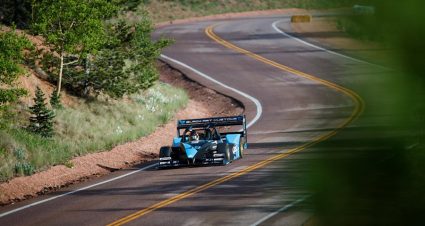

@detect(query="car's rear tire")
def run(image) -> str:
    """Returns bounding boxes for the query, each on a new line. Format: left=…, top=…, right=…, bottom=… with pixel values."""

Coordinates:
left=228, top=144, right=235, bottom=161
left=217, top=143, right=230, bottom=165
left=239, top=138, right=244, bottom=158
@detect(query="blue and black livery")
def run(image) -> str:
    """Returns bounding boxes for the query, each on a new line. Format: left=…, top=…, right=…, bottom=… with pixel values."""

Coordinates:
left=158, top=115, right=247, bottom=168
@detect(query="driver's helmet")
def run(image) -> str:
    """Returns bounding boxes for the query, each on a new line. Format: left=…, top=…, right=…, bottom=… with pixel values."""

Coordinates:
left=190, top=131, right=199, bottom=141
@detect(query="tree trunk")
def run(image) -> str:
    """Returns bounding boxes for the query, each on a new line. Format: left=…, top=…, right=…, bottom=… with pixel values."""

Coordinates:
left=83, top=54, right=91, bottom=96
left=57, top=51, right=64, bottom=96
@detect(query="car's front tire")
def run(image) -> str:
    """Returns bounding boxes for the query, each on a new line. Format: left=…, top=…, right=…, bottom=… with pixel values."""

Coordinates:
left=159, top=146, right=171, bottom=157
left=159, top=146, right=172, bottom=168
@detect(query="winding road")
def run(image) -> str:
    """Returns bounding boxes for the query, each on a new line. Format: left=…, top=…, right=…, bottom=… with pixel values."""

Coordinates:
left=0, top=13, right=386, bottom=226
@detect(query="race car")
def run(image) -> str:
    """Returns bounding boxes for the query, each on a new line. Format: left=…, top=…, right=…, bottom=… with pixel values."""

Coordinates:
left=158, top=115, right=247, bottom=168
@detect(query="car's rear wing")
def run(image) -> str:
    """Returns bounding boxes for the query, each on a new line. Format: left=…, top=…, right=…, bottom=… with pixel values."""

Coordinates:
left=177, top=115, right=247, bottom=136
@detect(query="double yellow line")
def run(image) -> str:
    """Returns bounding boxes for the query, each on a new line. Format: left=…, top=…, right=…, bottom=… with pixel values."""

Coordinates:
left=107, top=24, right=365, bottom=226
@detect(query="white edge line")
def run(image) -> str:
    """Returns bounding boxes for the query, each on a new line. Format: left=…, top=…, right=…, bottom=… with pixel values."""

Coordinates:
left=271, top=20, right=390, bottom=70
left=0, top=164, right=156, bottom=218
left=0, top=54, right=263, bottom=219
left=250, top=195, right=310, bottom=226
left=160, top=54, right=262, bottom=129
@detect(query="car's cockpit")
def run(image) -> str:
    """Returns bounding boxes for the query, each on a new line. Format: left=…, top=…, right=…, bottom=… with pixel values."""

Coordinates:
left=180, top=126, right=222, bottom=142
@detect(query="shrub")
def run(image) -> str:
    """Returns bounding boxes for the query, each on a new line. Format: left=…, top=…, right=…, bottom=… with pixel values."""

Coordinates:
left=0, top=28, right=32, bottom=128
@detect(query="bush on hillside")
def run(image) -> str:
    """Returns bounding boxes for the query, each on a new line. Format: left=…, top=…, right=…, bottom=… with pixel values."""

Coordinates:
left=0, top=28, right=33, bottom=128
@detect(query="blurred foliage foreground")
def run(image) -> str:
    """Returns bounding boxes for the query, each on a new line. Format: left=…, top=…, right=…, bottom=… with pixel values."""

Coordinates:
left=305, top=1, right=425, bottom=225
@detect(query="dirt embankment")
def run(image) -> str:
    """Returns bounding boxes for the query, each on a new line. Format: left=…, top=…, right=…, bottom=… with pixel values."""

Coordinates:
left=155, top=8, right=309, bottom=28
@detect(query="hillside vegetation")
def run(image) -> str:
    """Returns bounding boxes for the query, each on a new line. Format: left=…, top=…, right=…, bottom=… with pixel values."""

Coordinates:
left=0, top=83, right=187, bottom=180
left=0, top=0, right=187, bottom=181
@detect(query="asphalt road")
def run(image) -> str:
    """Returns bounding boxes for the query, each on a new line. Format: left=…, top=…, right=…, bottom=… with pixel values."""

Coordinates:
left=0, top=14, right=387, bottom=226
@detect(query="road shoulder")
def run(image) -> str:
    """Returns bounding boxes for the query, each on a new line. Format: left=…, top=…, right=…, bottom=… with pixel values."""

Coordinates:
left=290, top=16, right=393, bottom=66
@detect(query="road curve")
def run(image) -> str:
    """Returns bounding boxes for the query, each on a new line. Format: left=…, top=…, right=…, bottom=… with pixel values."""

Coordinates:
left=0, top=14, right=383, bottom=226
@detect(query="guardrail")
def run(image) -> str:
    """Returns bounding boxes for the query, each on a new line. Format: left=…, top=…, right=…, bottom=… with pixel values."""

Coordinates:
left=290, top=15, right=311, bottom=23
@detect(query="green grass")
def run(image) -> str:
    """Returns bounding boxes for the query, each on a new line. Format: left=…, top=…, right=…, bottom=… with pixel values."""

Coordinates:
left=0, top=82, right=188, bottom=181
left=336, top=15, right=384, bottom=42
left=142, top=0, right=360, bottom=23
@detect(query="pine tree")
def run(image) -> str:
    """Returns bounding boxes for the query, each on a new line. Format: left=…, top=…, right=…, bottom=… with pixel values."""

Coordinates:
left=29, top=87, right=55, bottom=137
left=50, top=88, right=62, bottom=109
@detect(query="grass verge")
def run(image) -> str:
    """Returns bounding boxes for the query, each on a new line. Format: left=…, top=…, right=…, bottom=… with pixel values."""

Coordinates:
left=141, top=0, right=360, bottom=23
left=0, top=82, right=188, bottom=181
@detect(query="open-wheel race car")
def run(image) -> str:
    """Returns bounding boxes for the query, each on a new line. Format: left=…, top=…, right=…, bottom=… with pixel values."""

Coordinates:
left=158, top=115, right=247, bottom=168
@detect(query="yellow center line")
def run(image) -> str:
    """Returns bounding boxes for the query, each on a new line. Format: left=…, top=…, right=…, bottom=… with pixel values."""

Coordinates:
left=107, top=24, right=365, bottom=226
